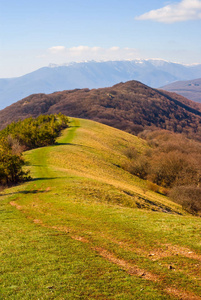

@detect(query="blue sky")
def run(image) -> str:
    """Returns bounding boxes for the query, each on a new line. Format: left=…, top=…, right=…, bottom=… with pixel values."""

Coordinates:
left=0, top=0, right=201, bottom=77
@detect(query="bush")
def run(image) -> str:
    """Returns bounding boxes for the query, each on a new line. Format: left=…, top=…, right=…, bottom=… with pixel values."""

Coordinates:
left=147, top=181, right=160, bottom=193
left=124, top=147, right=138, bottom=160
left=0, top=146, right=29, bottom=185
left=169, top=185, right=201, bottom=215
left=124, top=156, right=150, bottom=180
left=149, top=151, right=191, bottom=188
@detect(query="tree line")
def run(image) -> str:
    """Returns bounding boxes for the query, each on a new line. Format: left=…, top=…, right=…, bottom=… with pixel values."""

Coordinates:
left=0, top=114, right=69, bottom=186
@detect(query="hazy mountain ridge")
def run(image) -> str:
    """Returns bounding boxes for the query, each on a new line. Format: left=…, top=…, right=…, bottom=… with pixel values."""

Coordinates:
left=1, top=60, right=201, bottom=109
left=1, top=80, right=201, bottom=140
left=162, top=78, right=201, bottom=103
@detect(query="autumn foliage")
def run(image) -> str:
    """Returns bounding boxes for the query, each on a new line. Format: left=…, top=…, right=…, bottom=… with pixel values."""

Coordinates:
left=123, top=130, right=201, bottom=214
left=1, top=81, right=201, bottom=140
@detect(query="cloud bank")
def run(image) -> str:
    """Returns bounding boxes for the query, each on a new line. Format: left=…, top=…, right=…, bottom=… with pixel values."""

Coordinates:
left=46, top=46, right=139, bottom=62
left=135, top=0, right=201, bottom=23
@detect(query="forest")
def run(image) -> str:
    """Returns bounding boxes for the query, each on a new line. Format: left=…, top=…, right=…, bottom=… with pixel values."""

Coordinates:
left=1, top=81, right=201, bottom=140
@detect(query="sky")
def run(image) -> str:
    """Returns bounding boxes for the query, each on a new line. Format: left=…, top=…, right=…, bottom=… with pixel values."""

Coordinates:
left=0, top=0, right=201, bottom=78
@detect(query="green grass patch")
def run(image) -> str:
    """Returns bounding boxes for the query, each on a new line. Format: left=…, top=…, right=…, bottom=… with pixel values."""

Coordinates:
left=1, top=118, right=201, bottom=299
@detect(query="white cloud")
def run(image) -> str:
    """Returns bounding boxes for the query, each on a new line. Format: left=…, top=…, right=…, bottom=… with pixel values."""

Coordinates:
left=48, top=46, right=66, bottom=54
left=109, top=46, right=120, bottom=51
left=135, top=0, right=201, bottom=23
left=69, top=46, right=90, bottom=52
left=45, top=46, right=139, bottom=62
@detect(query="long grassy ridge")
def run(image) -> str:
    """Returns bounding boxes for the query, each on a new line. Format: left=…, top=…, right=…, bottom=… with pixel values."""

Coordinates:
left=0, top=118, right=201, bottom=299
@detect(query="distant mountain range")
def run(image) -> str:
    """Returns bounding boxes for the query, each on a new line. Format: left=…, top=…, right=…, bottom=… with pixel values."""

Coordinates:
left=1, top=80, right=201, bottom=140
left=162, top=78, right=201, bottom=103
left=1, top=60, right=201, bottom=109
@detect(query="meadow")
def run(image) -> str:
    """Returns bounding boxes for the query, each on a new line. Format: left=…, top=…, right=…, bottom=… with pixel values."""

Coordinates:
left=0, top=118, right=201, bottom=299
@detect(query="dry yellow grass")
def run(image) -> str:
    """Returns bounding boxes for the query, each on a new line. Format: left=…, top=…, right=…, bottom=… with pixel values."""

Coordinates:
left=47, top=118, right=185, bottom=214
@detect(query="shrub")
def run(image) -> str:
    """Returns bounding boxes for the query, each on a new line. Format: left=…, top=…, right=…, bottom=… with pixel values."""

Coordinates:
left=124, top=147, right=138, bottom=159
left=169, top=185, right=201, bottom=215
left=125, top=156, right=150, bottom=180
left=149, top=151, right=191, bottom=188
left=147, top=181, right=160, bottom=193
left=0, top=145, right=29, bottom=185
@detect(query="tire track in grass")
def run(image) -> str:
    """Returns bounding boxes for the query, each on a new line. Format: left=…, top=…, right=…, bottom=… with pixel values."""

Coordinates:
left=9, top=204, right=201, bottom=300
left=45, top=225, right=201, bottom=300
left=165, top=288, right=201, bottom=300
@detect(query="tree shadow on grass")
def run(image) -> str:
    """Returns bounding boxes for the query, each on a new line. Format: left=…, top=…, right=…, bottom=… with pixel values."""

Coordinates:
left=54, top=142, right=94, bottom=150
left=0, top=177, right=65, bottom=196
left=55, top=142, right=75, bottom=146
left=1, top=188, right=52, bottom=197
left=30, top=177, right=58, bottom=181
left=18, top=189, right=49, bottom=194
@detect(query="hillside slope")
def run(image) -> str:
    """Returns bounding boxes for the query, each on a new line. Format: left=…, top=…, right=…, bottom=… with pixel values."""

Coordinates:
left=1, top=80, right=201, bottom=139
left=1, top=118, right=201, bottom=299
left=162, top=78, right=201, bottom=103
left=25, top=118, right=184, bottom=214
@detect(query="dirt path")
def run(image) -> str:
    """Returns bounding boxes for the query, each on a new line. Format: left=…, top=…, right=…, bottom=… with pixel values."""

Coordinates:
left=9, top=202, right=201, bottom=300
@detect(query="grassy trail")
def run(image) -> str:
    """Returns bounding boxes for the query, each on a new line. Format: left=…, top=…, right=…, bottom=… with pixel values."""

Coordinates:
left=1, top=118, right=201, bottom=299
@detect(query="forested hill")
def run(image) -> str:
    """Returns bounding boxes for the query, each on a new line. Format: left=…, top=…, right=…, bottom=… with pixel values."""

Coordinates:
left=1, top=80, right=201, bottom=138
